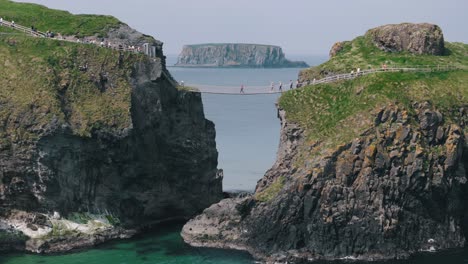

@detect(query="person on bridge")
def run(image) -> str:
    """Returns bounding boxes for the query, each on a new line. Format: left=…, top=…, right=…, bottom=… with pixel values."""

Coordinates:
left=270, top=81, right=275, bottom=91
left=279, top=81, right=283, bottom=92
left=289, top=80, right=293, bottom=90
left=295, top=79, right=300, bottom=88
left=240, top=84, right=245, bottom=94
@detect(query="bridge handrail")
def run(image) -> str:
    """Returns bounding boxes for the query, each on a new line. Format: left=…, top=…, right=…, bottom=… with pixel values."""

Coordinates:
left=0, top=19, right=151, bottom=55
left=186, top=65, right=459, bottom=94
left=0, top=20, right=47, bottom=37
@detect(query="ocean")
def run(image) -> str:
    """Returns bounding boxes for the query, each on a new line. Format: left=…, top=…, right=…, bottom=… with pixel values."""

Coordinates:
left=2, top=55, right=467, bottom=263
left=167, top=55, right=328, bottom=191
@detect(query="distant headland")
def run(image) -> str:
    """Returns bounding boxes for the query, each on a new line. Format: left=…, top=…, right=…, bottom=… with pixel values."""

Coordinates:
left=175, top=43, right=309, bottom=68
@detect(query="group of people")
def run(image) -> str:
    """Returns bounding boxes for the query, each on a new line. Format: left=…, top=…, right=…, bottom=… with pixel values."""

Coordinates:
left=0, top=17, right=15, bottom=27
left=1, top=17, right=146, bottom=55
left=239, top=79, right=304, bottom=94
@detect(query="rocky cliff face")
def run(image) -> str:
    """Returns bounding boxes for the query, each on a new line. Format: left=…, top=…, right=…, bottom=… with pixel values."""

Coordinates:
left=183, top=101, right=468, bottom=262
left=366, top=23, right=445, bottom=55
left=0, top=24, right=222, bottom=252
left=175, top=43, right=309, bottom=68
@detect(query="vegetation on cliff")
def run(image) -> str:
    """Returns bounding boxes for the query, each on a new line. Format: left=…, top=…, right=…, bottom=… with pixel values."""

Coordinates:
left=1, top=1, right=223, bottom=254
left=300, top=33, right=468, bottom=80
left=0, top=0, right=121, bottom=37
left=280, top=38, right=468, bottom=148
left=183, top=24, right=468, bottom=262
left=0, top=34, right=148, bottom=140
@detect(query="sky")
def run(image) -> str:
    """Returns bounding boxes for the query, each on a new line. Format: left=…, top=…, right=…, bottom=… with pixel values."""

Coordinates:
left=13, top=0, right=468, bottom=56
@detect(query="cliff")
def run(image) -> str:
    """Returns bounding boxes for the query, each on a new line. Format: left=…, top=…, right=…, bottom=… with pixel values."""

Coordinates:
left=175, top=43, right=309, bottom=68
left=182, top=24, right=468, bottom=262
left=0, top=0, right=222, bottom=253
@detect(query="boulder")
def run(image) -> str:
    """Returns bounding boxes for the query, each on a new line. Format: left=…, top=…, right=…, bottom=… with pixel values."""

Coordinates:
left=366, top=23, right=445, bottom=55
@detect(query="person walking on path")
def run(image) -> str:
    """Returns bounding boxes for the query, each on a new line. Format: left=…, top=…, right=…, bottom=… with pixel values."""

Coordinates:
left=270, top=81, right=275, bottom=92
left=240, top=84, right=245, bottom=94
left=289, top=80, right=293, bottom=90
left=295, top=79, right=300, bottom=88
left=279, top=81, right=283, bottom=92
left=0, top=18, right=3, bottom=25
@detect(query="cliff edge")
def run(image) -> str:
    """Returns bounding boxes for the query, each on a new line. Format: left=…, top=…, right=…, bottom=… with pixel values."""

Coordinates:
left=182, top=23, right=468, bottom=262
left=175, top=43, right=309, bottom=68
left=0, top=0, right=222, bottom=253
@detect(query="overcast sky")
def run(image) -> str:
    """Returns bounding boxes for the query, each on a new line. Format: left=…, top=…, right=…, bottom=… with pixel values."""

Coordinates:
left=14, top=0, right=468, bottom=56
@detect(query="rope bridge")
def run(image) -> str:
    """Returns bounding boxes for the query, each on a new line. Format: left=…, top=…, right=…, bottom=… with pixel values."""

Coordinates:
left=184, top=65, right=458, bottom=95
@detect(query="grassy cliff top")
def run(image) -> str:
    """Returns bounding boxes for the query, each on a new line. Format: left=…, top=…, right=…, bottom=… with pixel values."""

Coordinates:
left=280, top=36, right=468, bottom=148
left=0, top=34, right=147, bottom=144
left=0, top=0, right=122, bottom=37
left=300, top=34, right=468, bottom=81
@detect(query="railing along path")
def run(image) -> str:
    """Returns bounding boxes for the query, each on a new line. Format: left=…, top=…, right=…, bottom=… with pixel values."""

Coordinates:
left=0, top=19, right=459, bottom=95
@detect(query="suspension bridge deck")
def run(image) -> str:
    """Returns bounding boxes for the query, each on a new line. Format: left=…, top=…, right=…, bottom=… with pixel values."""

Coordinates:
left=184, top=66, right=458, bottom=95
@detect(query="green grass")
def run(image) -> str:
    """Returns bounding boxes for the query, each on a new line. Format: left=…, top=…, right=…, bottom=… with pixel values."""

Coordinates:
left=283, top=33, right=468, bottom=150
left=0, top=34, right=148, bottom=143
left=300, top=35, right=468, bottom=81
left=280, top=70, right=467, bottom=146
left=176, top=85, right=198, bottom=92
left=255, top=176, right=285, bottom=202
left=0, top=0, right=122, bottom=38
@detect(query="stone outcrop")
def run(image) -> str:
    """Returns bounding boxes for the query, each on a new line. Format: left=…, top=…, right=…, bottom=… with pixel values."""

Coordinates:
left=329, top=41, right=345, bottom=58
left=0, top=16, right=222, bottom=253
left=175, top=43, right=309, bottom=68
left=366, top=23, right=445, bottom=55
left=183, top=102, right=468, bottom=262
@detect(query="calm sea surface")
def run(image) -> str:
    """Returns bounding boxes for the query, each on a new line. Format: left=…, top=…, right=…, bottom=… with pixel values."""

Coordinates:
left=168, top=55, right=328, bottom=191
left=2, top=55, right=467, bottom=263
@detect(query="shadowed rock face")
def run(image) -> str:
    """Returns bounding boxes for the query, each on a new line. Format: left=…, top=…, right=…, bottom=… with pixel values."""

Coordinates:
left=182, top=102, right=468, bottom=262
left=366, top=23, right=445, bottom=55
left=175, top=43, right=309, bottom=68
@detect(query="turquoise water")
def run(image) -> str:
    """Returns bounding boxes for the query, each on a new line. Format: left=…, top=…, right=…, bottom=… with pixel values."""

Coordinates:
left=0, top=223, right=254, bottom=264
